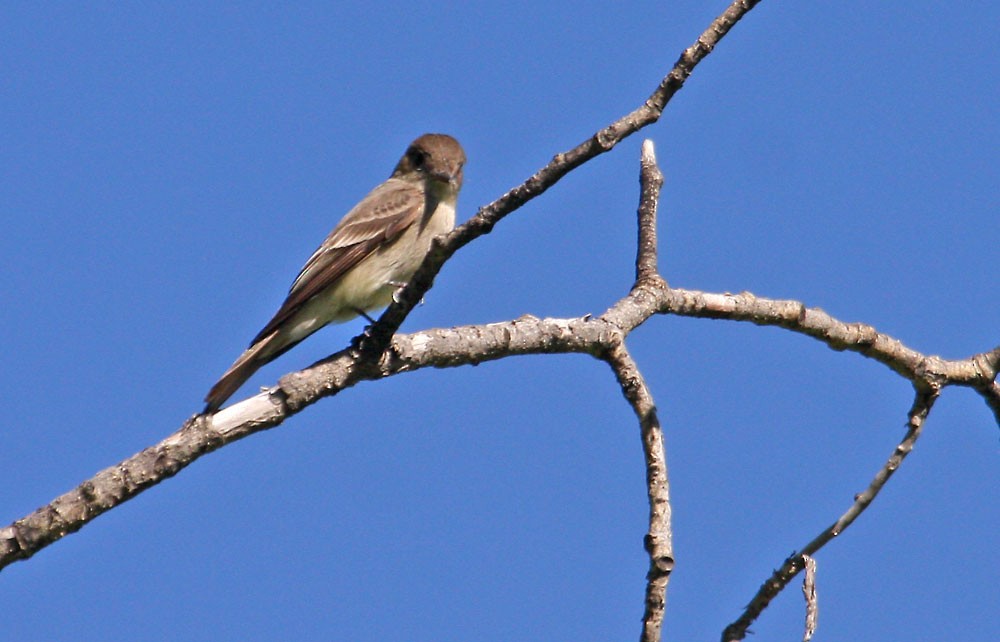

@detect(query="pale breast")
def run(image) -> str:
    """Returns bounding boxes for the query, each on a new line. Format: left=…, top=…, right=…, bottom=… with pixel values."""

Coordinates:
left=321, top=197, right=456, bottom=319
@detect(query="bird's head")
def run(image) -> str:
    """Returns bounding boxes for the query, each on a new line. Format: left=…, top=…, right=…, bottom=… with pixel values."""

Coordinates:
left=392, top=133, right=466, bottom=193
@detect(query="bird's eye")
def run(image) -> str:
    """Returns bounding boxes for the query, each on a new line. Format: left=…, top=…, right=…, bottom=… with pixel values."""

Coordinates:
left=409, top=149, right=426, bottom=169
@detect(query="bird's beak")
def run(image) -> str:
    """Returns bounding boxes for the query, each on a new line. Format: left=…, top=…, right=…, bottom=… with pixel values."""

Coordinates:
left=431, top=167, right=461, bottom=189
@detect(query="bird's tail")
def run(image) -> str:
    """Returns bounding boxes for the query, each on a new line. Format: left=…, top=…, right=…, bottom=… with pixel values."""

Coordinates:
left=204, top=332, right=280, bottom=413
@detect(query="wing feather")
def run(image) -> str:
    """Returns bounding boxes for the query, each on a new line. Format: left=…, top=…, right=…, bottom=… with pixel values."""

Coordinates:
left=248, top=178, right=424, bottom=346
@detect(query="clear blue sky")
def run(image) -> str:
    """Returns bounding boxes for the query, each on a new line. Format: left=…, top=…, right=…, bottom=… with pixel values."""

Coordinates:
left=2, top=2, right=997, bottom=640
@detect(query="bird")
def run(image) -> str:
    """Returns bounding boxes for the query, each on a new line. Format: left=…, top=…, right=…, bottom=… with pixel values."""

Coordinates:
left=203, top=133, right=465, bottom=413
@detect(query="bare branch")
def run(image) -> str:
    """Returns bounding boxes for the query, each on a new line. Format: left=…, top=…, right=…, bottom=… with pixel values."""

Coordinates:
left=636, top=140, right=664, bottom=285
left=0, top=414, right=227, bottom=569
left=599, top=141, right=676, bottom=642
left=7, top=279, right=993, bottom=571
left=608, top=286, right=999, bottom=396
left=603, top=343, right=673, bottom=642
left=4, top=1, right=993, bottom=639
left=721, top=388, right=938, bottom=642
left=360, top=0, right=764, bottom=351
left=801, top=555, right=818, bottom=642
left=0, top=316, right=607, bottom=570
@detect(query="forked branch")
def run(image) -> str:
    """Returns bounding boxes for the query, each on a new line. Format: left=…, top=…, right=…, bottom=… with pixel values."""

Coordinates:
left=0, top=0, right=767, bottom=572
left=721, top=388, right=939, bottom=642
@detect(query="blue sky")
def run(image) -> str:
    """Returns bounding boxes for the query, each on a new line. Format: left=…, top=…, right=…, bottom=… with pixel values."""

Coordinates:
left=2, top=2, right=997, bottom=640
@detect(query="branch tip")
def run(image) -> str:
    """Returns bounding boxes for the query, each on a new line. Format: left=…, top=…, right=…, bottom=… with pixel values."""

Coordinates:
left=641, top=139, right=657, bottom=164
left=635, top=139, right=665, bottom=285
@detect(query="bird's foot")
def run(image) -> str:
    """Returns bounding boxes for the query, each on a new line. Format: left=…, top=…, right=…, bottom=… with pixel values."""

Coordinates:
left=352, top=307, right=377, bottom=324
left=349, top=323, right=376, bottom=350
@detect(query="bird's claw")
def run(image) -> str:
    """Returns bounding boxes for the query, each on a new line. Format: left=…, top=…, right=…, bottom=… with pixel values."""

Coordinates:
left=388, top=280, right=424, bottom=305
left=388, top=281, right=407, bottom=304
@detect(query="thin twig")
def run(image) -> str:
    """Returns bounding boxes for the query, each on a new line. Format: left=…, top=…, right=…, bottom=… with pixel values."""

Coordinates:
left=721, top=388, right=939, bottom=642
left=604, top=343, right=673, bottom=642
left=636, top=140, right=664, bottom=285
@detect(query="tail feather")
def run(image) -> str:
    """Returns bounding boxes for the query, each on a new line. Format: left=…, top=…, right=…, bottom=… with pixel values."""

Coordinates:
left=204, top=333, right=279, bottom=413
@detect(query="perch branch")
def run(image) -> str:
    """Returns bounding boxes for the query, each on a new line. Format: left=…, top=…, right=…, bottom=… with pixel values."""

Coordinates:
left=4, top=285, right=992, bottom=571
left=357, top=0, right=763, bottom=357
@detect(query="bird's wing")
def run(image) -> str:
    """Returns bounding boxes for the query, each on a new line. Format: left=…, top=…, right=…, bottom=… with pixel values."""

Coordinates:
left=248, top=178, right=424, bottom=346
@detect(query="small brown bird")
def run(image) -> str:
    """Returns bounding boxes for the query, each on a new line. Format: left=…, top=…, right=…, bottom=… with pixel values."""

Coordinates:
left=204, top=133, right=465, bottom=412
